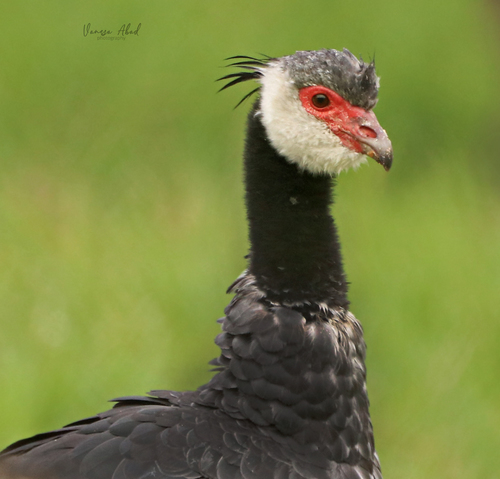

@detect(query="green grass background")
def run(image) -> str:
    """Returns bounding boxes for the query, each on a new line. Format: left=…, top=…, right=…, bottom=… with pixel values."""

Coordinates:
left=1, top=1, right=499, bottom=477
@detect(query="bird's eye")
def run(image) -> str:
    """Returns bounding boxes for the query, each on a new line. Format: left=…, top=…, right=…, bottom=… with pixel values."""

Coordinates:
left=311, top=93, right=330, bottom=108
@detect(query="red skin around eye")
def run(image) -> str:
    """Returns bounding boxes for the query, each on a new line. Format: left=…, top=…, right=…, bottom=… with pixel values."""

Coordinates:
left=299, top=85, right=376, bottom=153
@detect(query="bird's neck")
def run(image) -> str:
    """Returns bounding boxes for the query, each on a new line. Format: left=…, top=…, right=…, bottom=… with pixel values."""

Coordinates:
left=244, top=104, right=349, bottom=309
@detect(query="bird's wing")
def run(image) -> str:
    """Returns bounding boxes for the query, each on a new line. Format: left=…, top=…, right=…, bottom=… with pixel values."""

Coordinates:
left=0, top=397, right=311, bottom=479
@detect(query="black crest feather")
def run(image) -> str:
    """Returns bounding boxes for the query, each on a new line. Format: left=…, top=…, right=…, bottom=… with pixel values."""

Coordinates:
left=217, top=55, right=271, bottom=108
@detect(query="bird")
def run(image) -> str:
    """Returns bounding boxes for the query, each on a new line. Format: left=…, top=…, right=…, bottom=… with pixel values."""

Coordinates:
left=0, top=48, right=393, bottom=479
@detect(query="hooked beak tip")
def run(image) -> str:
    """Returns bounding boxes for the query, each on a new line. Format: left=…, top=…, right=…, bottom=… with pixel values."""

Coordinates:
left=379, top=152, right=393, bottom=171
left=367, top=148, right=393, bottom=171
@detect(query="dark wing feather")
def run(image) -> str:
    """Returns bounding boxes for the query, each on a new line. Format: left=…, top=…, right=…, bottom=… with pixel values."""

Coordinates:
left=0, top=280, right=380, bottom=479
left=0, top=399, right=300, bottom=479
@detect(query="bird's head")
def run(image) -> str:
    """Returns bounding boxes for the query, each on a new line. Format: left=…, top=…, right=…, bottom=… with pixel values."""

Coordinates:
left=220, top=49, right=393, bottom=175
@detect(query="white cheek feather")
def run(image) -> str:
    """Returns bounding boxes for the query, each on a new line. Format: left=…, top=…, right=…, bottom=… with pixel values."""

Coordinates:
left=258, top=64, right=368, bottom=175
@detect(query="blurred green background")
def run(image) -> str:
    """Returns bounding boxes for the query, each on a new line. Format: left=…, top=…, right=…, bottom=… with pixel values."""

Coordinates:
left=0, top=1, right=499, bottom=477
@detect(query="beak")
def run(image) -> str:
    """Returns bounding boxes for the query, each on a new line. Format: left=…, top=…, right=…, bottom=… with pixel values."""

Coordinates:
left=353, top=110, right=393, bottom=171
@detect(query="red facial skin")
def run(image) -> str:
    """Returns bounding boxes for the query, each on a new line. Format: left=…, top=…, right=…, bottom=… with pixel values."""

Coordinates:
left=299, top=85, right=379, bottom=154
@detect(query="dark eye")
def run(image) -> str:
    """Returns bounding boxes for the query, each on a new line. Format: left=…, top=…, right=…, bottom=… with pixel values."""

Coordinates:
left=311, top=93, right=330, bottom=108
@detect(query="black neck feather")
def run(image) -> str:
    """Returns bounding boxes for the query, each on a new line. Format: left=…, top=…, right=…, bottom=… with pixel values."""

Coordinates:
left=243, top=103, right=349, bottom=309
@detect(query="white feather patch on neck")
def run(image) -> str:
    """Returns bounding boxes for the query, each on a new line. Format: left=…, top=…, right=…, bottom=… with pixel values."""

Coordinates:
left=258, top=63, right=368, bottom=175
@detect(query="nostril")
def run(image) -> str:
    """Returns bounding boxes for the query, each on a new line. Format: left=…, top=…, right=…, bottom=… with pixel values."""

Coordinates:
left=359, top=126, right=377, bottom=139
